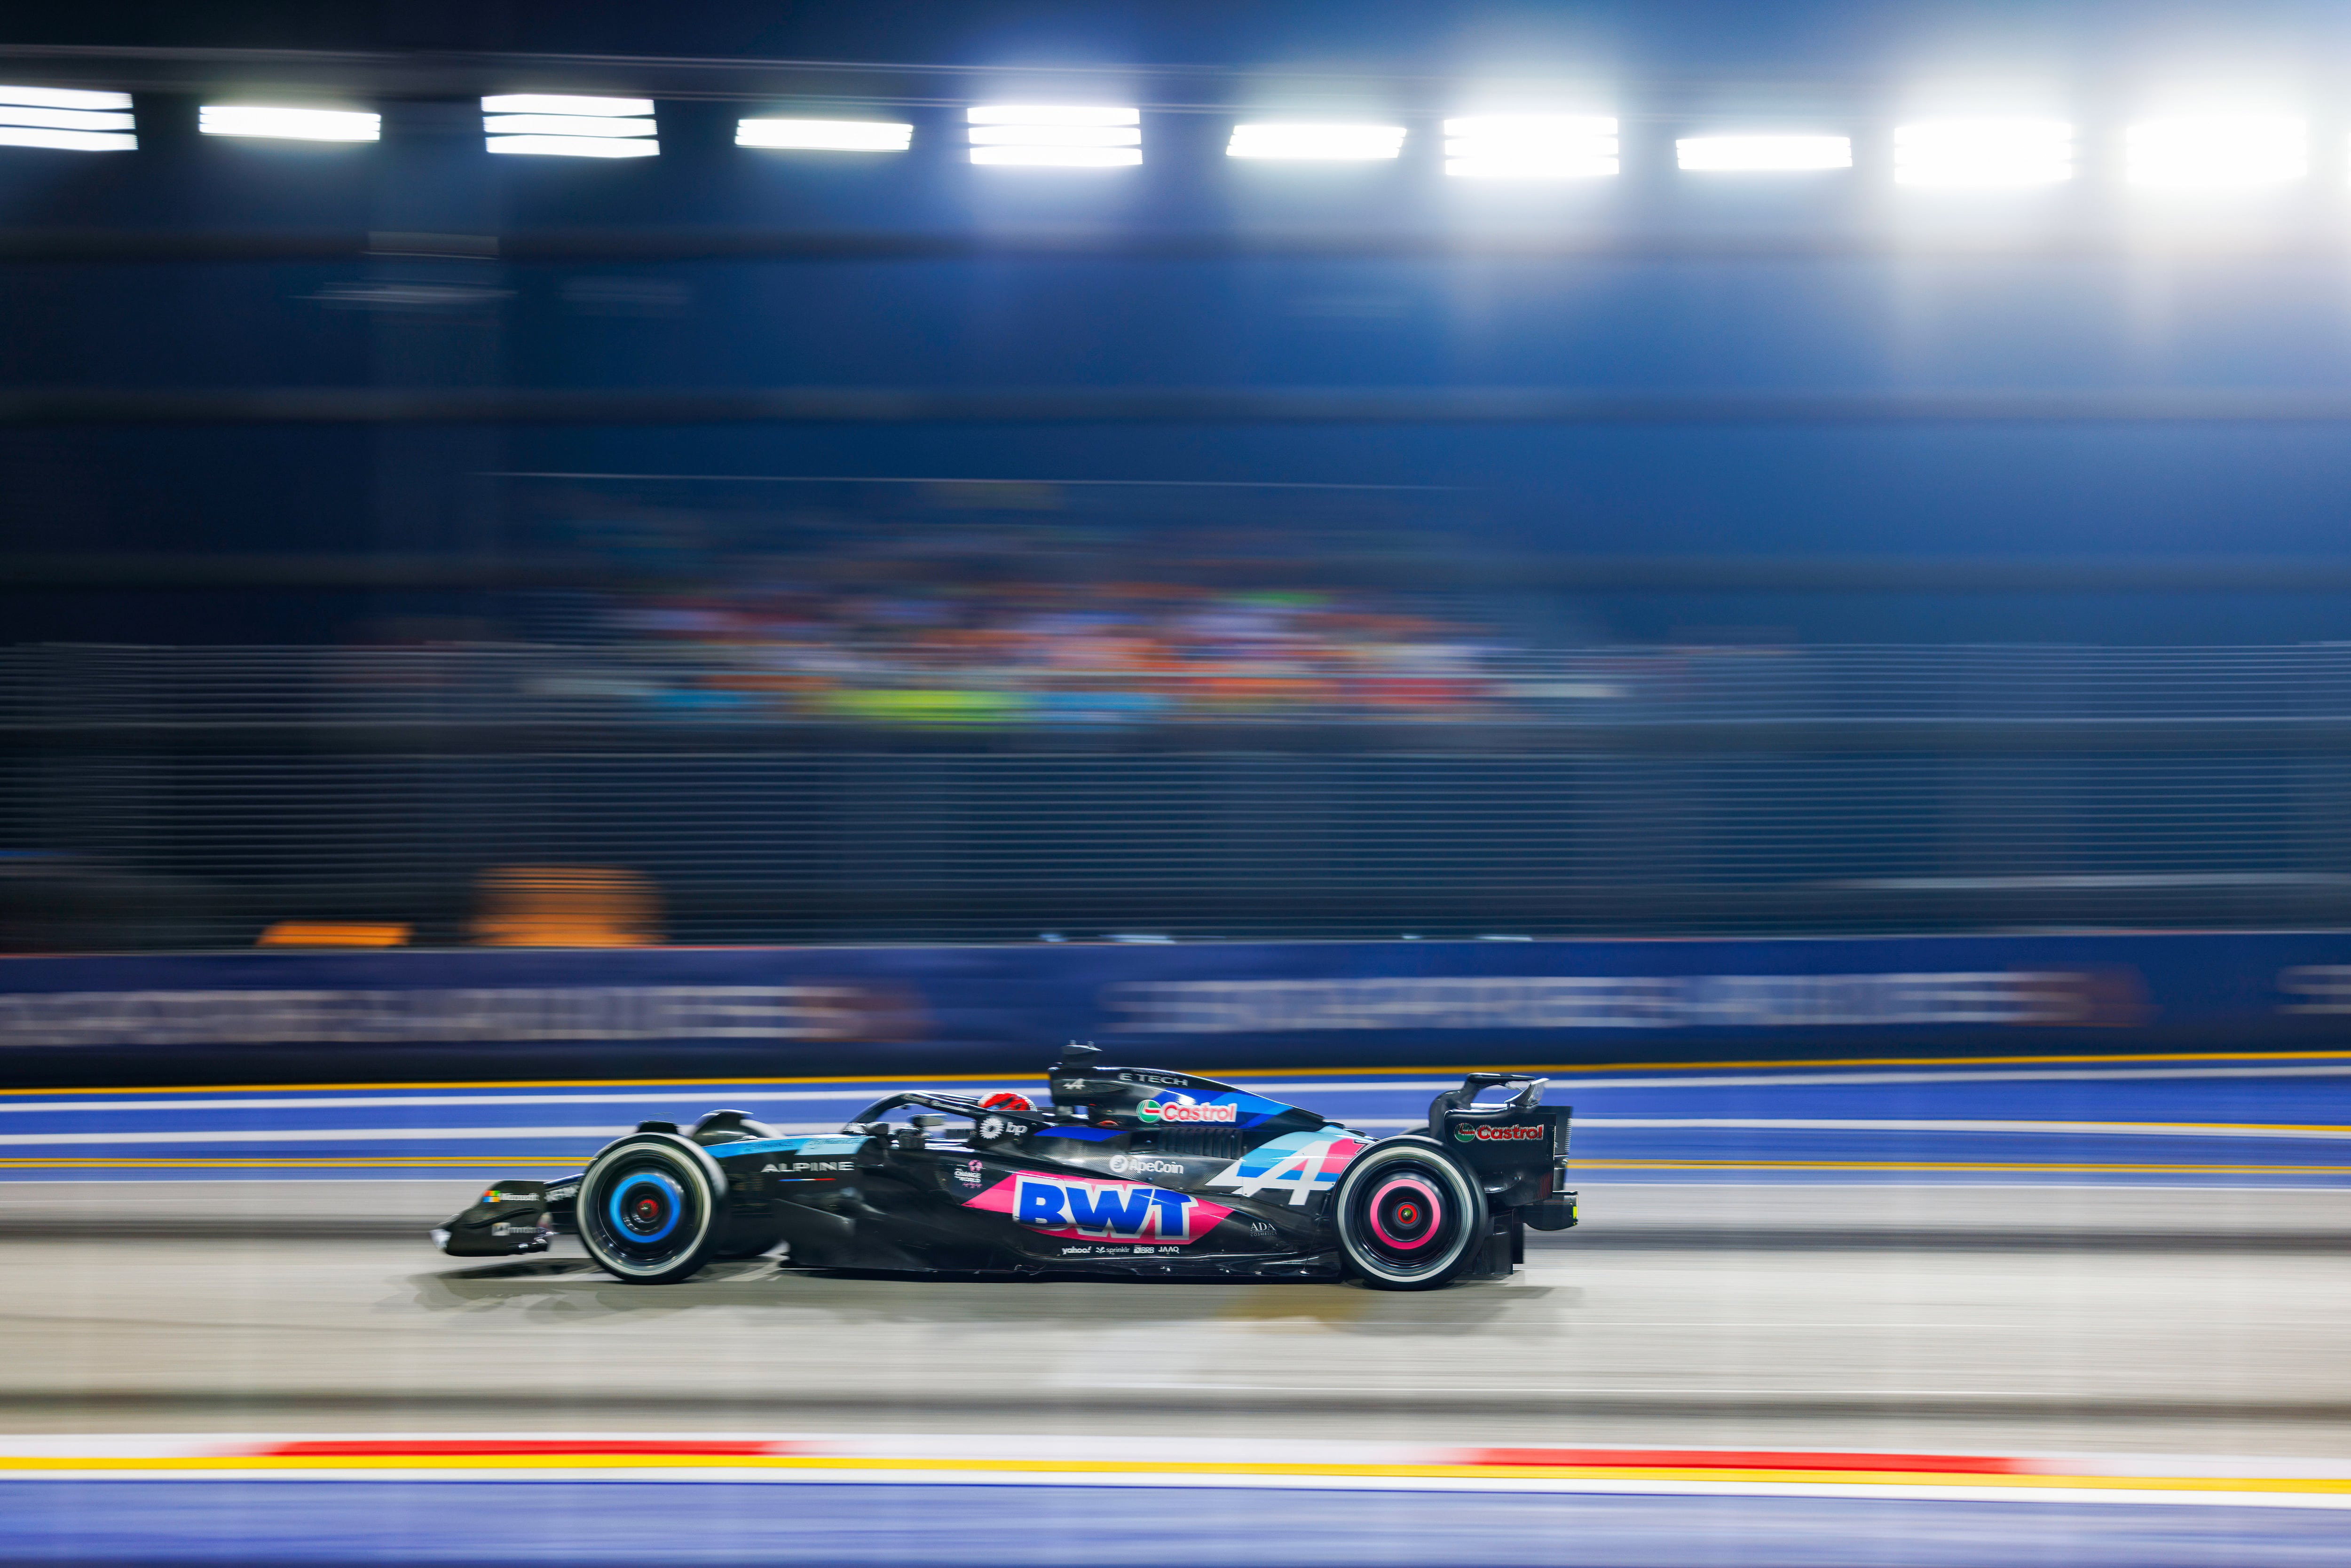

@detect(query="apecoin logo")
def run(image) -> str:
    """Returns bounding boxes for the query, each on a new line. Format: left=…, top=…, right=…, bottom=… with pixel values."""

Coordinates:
left=1455, top=1122, right=1547, bottom=1143
left=1138, top=1099, right=1237, bottom=1124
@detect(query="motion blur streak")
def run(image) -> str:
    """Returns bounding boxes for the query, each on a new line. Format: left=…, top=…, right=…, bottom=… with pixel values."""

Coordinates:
left=16, top=2, right=2351, bottom=1562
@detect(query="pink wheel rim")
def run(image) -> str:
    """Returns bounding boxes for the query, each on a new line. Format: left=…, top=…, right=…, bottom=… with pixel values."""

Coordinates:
left=1366, top=1175, right=1443, bottom=1250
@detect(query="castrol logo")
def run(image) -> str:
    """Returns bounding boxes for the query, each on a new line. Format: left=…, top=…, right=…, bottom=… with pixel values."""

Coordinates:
left=1455, top=1122, right=1546, bottom=1143
left=1138, top=1099, right=1237, bottom=1124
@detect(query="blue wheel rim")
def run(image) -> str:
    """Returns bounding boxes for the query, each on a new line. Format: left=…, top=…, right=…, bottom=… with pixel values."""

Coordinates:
left=608, top=1170, right=685, bottom=1244
left=587, top=1149, right=707, bottom=1270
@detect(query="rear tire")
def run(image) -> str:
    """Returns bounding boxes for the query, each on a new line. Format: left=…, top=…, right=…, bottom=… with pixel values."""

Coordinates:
left=1332, top=1136, right=1488, bottom=1290
left=578, top=1134, right=726, bottom=1284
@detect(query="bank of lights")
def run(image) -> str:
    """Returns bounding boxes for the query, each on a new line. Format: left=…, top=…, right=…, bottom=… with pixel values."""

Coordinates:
left=198, top=105, right=379, bottom=142
left=1894, top=120, right=2073, bottom=187
left=1677, top=134, right=1851, bottom=172
left=1444, top=116, right=1616, bottom=178
left=2128, top=114, right=2305, bottom=188
left=483, top=95, right=657, bottom=158
left=0, top=86, right=134, bottom=152
left=737, top=118, right=912, bottom=152
left=1228, top=123, right=1407, bottom=161
left=968, top=105, right=1139, bottom=167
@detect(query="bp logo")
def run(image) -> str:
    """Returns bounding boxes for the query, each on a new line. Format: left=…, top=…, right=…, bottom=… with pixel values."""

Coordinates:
left=1455, top=1122, right=1547, bottom=1143
left=1137, top=1098, right=1237, bottom=1124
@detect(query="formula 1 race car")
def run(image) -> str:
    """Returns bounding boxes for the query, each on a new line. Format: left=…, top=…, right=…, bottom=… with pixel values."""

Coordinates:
left=435, top=1044, right=1576, bottom=1290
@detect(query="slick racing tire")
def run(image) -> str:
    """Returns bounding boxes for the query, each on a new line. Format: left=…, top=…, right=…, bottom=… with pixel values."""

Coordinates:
left=1332, top=1136, right=1489, bottom=1290
left=577, top=1134, right=727, bottom=1285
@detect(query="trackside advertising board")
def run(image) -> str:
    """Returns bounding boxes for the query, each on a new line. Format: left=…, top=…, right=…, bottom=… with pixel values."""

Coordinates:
left=2, top=932, right=2351, bottom=1085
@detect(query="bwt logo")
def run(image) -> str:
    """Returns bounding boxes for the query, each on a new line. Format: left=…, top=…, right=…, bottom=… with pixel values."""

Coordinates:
left=1455, top=1122, right=1547, bottom=1143
left=1138, top=1099, right=1237, bottom=1124
left=1013, top=1174, right=1209, bottom=1242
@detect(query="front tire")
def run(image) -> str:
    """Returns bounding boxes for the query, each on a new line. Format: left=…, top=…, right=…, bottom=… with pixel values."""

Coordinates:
left=1332, top=1136, right=1489, bottom=1290
left=577, top=1134, right=726, bottom=1284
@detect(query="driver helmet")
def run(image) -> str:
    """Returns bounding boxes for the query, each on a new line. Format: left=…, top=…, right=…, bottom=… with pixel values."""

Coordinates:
left=978, top=1091, right=1036, bottom=1113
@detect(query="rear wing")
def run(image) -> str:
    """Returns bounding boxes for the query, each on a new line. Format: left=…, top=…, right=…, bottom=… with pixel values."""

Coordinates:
left=1427, top=1072, right=1575, bottom=1231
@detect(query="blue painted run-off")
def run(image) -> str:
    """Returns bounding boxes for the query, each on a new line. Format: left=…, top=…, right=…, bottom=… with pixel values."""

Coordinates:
left=0, top=1480, right=2337, bottom=1568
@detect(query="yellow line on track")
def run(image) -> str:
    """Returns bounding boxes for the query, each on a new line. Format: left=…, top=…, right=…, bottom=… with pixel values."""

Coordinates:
left=1581, top=1158, right=2351, bottom=1174
left=0, top=1157, right=586, bottom=1169
left=1, top=1454, right=2347, bottom=1495
left=3, top=1155, right=2347, bottom=1174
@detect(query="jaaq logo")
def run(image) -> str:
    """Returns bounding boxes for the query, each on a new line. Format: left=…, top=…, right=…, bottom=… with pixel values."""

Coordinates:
left=1455, top=1122, right=1547, bottom=1143
left=1137, top=1098, right=1237, bottom=1124
left=964, top=1173, right=1231, bottom=1245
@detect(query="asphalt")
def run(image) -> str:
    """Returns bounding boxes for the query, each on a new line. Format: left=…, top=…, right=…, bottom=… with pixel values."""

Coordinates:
left=2, top=1179, right=2345, bottom=1461
left=7, top=1061, right=2347, bottom=1564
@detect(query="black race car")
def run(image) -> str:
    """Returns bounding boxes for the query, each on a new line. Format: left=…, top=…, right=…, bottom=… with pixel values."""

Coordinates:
left=435, top=1044, right=1576, bottom=1290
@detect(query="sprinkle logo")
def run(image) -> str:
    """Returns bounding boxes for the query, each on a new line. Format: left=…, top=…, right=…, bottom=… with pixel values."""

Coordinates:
left=1455, top=1122, right=1547, bottom=1143
left=1138, top=1098, right=1237, bottom=1124
left=963, top=1172, right=1231, bottom=1245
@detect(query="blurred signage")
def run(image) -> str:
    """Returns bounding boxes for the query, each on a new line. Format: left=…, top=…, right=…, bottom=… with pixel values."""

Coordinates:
left=1099, top=972, right=2131, bottom=1033
left=0, top=986, right=868, bottom=1048
left=0, top=935, right=2335, bottom=1079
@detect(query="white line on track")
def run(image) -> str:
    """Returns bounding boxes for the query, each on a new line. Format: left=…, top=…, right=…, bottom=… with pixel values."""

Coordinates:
left=1, top=1118, right=2336, bottom=1147
left=1345, top=1117, right=2351, bottom=1137
left=0, top=1124, right=846, bottom=1147
left=1234, top=1065, right=2351, bottom=1092
left=0, top=1089, right=1017, bottom=1116
left=1569, top=1118, right=2351, bottom=1138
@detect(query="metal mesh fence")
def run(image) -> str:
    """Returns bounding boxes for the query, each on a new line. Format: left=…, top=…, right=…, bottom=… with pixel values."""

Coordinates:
left=7, top=643, right=2351, bottom=948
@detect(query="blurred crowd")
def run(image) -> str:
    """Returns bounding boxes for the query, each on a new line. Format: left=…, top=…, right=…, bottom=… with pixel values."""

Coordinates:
left=575, top=580, right=1525, bottom=725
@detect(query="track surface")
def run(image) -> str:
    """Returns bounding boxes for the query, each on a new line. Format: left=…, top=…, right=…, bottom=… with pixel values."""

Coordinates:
left=3, top=1182, right=2345, bottom=1455
left=5, top=1059, right=2347, bottom=1563
left=7, top=1054, right=2351, bottom=1182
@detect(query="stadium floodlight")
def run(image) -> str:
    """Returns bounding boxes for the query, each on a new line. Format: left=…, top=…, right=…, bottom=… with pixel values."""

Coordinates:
left=482, top=94, right=657, bottom=158
left=967, top=104, right=1140, bottom=166
left=486, top=135, right=659, bottom=158
left=0, top=85, right=132, bottom=111
left=481, top=94, right=654, bottom=116
left=2127, top=114, right=2305, bottom=189
left=1893, top=119, right=2073, bottom=187
left=198, top=105, right=379, bottom=142
left=737, top=118, right=913, bottom=151
left=482, top=114, right=657, bottom=138
left=1443, top=115, right=1616, bottom=178
left=1675, top=134, right=1852, bottom=171
left=1226, top=122, right=1406, bottom=161
left=0, top=87, right=135, bottom=151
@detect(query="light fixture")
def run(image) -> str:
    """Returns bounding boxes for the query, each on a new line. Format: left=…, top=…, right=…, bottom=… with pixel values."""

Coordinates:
left=737, top=118, right=913, bottom=151
left=1226, top=122, right=1405, bottom=161
left=967, top=104, right=1140, bottom=166
left=198, top=104, right=379, bottom=142
left=483, top=94, right=657, bottom=158
left=1443, top=115, right=1616, bottom=178
left=1893, top=119, right=2073, bottom=187
left=0, top=86, right=134, bottom=152
left=2127, top=114, right=2305, bottom=189
left=1676, top=134, right=1852, bottom=171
